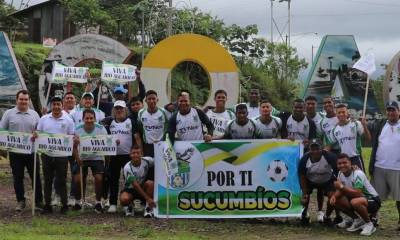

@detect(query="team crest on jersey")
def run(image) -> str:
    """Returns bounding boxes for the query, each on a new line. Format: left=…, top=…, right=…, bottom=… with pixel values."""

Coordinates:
left=158, top=116, right=163, bottom=122
left=193, top=116, right=199, bottom=122
left=125, top=123, right=131, bottom=129
left=350, top=126, right=356, bottom=134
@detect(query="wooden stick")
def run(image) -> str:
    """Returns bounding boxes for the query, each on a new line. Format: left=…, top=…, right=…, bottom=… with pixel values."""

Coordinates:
left=362, top=75, right=370, bottom=119
left=32, top=152, right=37, bottom=216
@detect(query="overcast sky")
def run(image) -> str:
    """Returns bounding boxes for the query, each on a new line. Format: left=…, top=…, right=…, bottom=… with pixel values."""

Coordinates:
left=11, top=0, right=400, bottom=76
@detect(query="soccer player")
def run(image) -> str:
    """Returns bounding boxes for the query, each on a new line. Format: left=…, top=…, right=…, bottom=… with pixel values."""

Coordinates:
left=282, top=99, right=317, bottom=147
left=206, top=89, right=235, bottom=138
left=120, top=145, right=156, bottom=217
left=330, top=153, right=381, bottom=236
left=298, top=139, right=337, bottom=224
left=327, top=103, right=370, bottom=170
left=0, top=90, right=43, bottom=211
left=73, top=109, right=108, bottom=213
left=319, top=96, right=340, bottom=154
left=105, top=101, right=142, bottom=213
left=70, top=92, right=105, bottom=125
left=244, top=89, right=280, bottom=119
left=254, top=100, right=282, bottom=139
left=36, top=96, right=75, bottom=214
left=168, top=93, right=214, bottom=142
left=305, top=95, right=325, bottom=127
left=222, top=104, right=261, bottom=139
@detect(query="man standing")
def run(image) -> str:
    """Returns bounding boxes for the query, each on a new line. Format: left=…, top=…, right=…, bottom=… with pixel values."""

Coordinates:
left=37, top=96, right=75, bottom=214
left=305, top=95, right=325, bottom=127
left=70, top=92, right=105, bottom=125
left=368, top=101, right=400, bottom=230
left=206, top=90, right=235, bottom=138
left=0, top=90, right=43, bottom=211
left=245, top=89, right=280, bottom=119
left=168, top=93, right=213, bottom=142
left=254, top=100, right=282, bottom=139
left=319, top=96, right=340, bottom=154
left=223, top=104, right=261, bottom=139
left=63, top=92, right=77, bottom=114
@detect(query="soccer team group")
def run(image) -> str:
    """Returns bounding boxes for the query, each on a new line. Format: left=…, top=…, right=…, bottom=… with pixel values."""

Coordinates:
left=1, top=73, right=400, bottom=236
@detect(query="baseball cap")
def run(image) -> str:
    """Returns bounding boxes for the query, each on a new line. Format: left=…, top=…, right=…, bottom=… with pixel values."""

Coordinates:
left=114, top=85, right=128, bottom=94
left=386, top=101, right=399, bottom=110
left=81, top=92, right=94, bottom=99
left=309, top=138, right=322, bottom=148
left=114, top=100, right=126, bottom=108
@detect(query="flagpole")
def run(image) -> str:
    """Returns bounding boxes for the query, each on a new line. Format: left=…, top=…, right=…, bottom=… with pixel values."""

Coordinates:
left=97, top=83, right=102, bottom=109
left=362, top=75, right=370, bottom=119
left=80, top=165, right=84, bottom=211
left=32, top=152, right=37, bottom=216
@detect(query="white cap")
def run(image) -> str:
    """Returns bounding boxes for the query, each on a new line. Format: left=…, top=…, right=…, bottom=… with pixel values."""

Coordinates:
left=113, top=100, right=126, bottom=108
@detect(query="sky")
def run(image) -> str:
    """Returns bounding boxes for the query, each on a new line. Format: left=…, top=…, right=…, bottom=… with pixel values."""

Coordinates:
left=10, top=0, right=400, bottom=77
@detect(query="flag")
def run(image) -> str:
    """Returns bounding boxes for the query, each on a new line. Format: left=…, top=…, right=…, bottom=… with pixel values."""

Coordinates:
left=353, top=53, right=376, bottom=76
left=161, top=134, right=179, bottom=177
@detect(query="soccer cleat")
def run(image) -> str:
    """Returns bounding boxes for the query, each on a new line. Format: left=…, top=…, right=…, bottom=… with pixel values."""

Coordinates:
left=317, top=211, right=325, bottom=223
left=15, top=201, right=26, bottom=212
left=51, top=195, right=61, bottom=206
left=67, top=196, right=76, bottom=207
left=107, top=205, right=117, bottom=213
left=360, top=222, right=376, bottom=236
left=124, top=205, right=134, bottom=217
left=336, top=215, right=353, bottom=229
left=346, top=218, right=365, bottom=232
left=94, top=203, right=103, bottom=214
left=144, top=206, right=154, bottom=218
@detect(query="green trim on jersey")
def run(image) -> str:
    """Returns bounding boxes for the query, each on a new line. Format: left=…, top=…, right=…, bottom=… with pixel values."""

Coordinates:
left=138, top=107, right=168, bottom=144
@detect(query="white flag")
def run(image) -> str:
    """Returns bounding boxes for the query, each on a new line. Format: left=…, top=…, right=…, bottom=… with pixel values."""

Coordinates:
left=353, top=53, right=376, bottom=76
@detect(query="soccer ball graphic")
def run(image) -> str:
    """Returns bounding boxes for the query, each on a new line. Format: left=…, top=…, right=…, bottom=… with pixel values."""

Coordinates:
left=266, top=160, right=289, bottom=182
left=172, top=174, right=184, bottom=188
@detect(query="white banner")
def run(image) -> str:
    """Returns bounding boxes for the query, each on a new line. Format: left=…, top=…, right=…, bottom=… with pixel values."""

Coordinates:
left=0, top=130, right=33, bottom=154
left=79, top=135, right=117, bottom=156
left=155, top=135, right=179, bottom=177
left=101, top=62, right=137, bottom=84
left=353, top=53, right=376, bottom=76
left=35, top=133, right=74, bottom=157
left=51, top=62, right=88, bottom=83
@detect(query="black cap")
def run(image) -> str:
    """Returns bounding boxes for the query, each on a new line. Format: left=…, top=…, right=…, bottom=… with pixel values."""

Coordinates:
left=309, top=138, right=322, bottom=148
left=386, top=101, right=399, bottom=110
left=50, top=96, right=62, bottom=103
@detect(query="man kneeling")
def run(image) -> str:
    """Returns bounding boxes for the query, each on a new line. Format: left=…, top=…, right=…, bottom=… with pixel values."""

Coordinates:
left=120, top=145, right=156, bottom=217
left=330, top=153, right=381, bottom=236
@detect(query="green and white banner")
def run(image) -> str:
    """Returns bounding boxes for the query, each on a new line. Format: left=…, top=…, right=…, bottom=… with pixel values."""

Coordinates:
left=79, top=135, right=117, bottom=156
left=154, top=139, right=303, bottom=218
left=35, top=133, right=74, bottom=157
left=101, top=62, right=137, bottom=84
left=51, top=62, right=88, bottom=83
left=0, top=130, right=33, bottom=154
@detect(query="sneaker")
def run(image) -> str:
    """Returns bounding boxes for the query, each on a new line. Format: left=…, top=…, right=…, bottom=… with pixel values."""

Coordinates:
left=73, top=203, right=82, bottom=211
left=107, top=205, right=117, bottom=213
left=144, top=206, right=154, bottom=218
left=67, top=196, right=76, bottom=207
left=124, top=205, right=134, bottom=217
left=94, top=203, right=103, bottom=214
left=60, top=205, right=68, bottom=214
left=103, top=199, right=110, bottom=209
left=83, top=201, right=93, bottom=208
left=360, top=222, right=376, bottom=236
left=337, top=215, right=353, bottom=229
left=346, top=218, right=365, bottom=232
left=51, top=195, right=61, bottom=206
left=317, top=211, right=325, bottom=223
left=15, top=201, right=26, bottom=212
left=41, top=204, right=53, bottom=214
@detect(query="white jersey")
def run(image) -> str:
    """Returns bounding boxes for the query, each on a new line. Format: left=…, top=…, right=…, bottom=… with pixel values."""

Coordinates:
left=375, top=121, right=400, bottom=170
left=110, top=118, right=133, bottom=155
left=70, top=106, right=105, bottom=125
left=319, top=116, right=339, bottom=148
left=254, top=116, right=282, bottom=139
left=206, top=109, right=235, bottom=137
left=329, top=120, right=363, bottom=157
left=123, top=157, right=154, bottom=187
left=338, top=169, right=378, bottom=197
left=310, top=112, right=325, bottom=136
left=246, top=104, right=260, bottom=119
left=175, top=108, right=204, bottom=141
left=224, top=119, right=260, bottom=139
left=138, top=108, right=168, bottom=144
left=75, top=123, right=108, bottom=161
left=286, top=115, right=311, bottom=141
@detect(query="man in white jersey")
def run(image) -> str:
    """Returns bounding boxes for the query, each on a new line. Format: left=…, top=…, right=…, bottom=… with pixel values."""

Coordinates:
left=330, top=154, right=381, bottom=236
left=168, top=93, right=214, bottom=143
left=120, top=145, right=155, bottom=217
left=305, top=95, right=325, bottom=132
left=206, top=89, right=235, bottom=138
left=368, top=101, right=400, bottom=230
left=254, top=100, right=282, bottom=139
left=70, top=92, right=105, bottom=125
left=319, top=96, right=340, bottom=155
left=137, top=90, right=168, bottom=157
left=73, top=109, right=108, bottom=213
left=328, top=103, right=370, bottom=170
left=282, top=99, right=317, bottom=148
left=222, top=104, right=261, bottom=139
left=36, top=96, right=75, bottom=214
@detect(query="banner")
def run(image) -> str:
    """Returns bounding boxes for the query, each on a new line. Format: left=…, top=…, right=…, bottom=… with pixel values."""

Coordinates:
left=51, top=62, right=88, bottom=83
left=79, top=135, right=117, bottom=156
left=35, top=133, right=74, bottom=157
left=101, top=62, right=137, bottom=84
left=155, top=135, right=179, bottom=177
left=154, top=139, right=303, bottom=218
left=0, top=130, right=33, bottom=154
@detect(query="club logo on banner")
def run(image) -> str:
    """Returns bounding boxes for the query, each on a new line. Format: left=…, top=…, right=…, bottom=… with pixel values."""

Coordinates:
left=79, top=135, right=117, bottom=156
left=35, top=133, right=74, bottom=157
left=154, top=139, right=303, bottom=219
left=0, top=130, right=33, bottom=154
left=51, top=62, right=89, bottom=83
left=101, top=61, right=137, bottom=84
